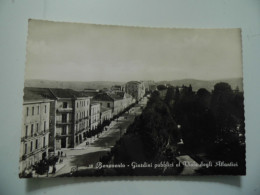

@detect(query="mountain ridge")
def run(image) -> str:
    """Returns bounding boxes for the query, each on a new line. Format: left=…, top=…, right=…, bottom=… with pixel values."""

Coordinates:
left=24, top=78, right=243, bottom=92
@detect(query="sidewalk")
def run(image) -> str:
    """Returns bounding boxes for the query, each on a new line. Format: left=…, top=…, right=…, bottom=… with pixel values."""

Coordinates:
left=74, top=114, right=128, bottom=150
left=48, top=161, right=66, bottom=174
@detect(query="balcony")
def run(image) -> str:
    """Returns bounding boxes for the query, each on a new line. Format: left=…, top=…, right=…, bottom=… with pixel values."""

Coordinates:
left=57, top=107, right=73, bottom=113
left=21, top=130, right=49, bottom=142
left=76, top=117, right=88, bottom=123
left=76, top=128, right=87, bottom=134
left=21, top=146, right=48, bottom=161
left=76, top=118, right=83, bottom=123
left=91, top=119, right=100, bottom=124
left=56, top=133, right=72, bottom=139
left=56, top=120, right=72, bottom=125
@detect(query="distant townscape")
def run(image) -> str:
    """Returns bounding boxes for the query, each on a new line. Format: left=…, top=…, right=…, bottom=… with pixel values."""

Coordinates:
left=19, top=79, right=245, bottom=177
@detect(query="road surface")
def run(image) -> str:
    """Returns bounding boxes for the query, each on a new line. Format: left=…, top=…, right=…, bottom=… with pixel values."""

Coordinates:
left=52, top=97, right=148, bottom=177
left=176, top=155, right=200, bottom=175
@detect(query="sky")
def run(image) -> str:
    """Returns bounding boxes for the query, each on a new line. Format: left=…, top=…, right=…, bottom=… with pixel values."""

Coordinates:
left=25, top=20, right=243, bottom=82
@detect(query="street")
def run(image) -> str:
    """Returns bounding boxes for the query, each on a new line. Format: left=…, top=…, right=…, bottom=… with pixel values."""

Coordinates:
left=52, top=97, right=148, bottom=177
left=176, top=155, right=200, bottom=175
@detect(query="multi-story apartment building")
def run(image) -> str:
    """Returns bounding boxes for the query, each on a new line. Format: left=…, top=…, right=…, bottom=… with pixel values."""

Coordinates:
left=19, top=99, right=51, bottom=175
left=108, top=93, right=124, bottom=115
left=113, top=91, right=134, bottom=110
left=23, top=88, right=91, bottom=153
left=100, top=107, right=112, bottom=124
left=90, top=103, right=101, bottom=130
left=74, top=98, right=90, bottom=145
left=92, top=92, right=134, bottom=117
left=125, top=81, right=145, bottom=101
left=92, top=93, right=114, bottom=113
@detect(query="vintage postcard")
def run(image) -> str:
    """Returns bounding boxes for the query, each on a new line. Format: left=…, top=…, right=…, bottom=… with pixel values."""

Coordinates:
left=19, top=19, right=245, bottom=177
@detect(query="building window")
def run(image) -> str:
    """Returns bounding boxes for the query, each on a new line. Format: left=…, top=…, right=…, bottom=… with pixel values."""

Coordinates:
left=107, top=103, right=110, bottom=108
left=25, top=125, right=28, bottom=137
left=77, top=102, right=78, bottom=108
left=44, top=121, right=46, bottom=132
left=62, top=126, right=66, bottom=135
left=31, top=124, right=34, bottom=136
left=30, top=141, right=33, bottom=152
left=62, top=113, right=67, bottom=123
left=36, top=123, right=39, bottom=132
left=37, top=106, right=39, bottom=114
left=43, top=137, right=46, bottom=147
left=24, top=143, right=27, bottom=154
left=32, top=107, right=34, bottom=115
left=26, top=107, right=29, bottom=116
left=44, top=105, right=47, bottom=113
left=63, top=102, right=67, bottom=108
left=35, top=139, right=38, bottom=149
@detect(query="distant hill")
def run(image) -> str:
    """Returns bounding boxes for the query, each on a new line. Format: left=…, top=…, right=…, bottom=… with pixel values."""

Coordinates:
left=24, top=79, right=125, bottom=91
left=25, top=78, right=243, bottom=92
left=156, top=78, right=243, bottom=92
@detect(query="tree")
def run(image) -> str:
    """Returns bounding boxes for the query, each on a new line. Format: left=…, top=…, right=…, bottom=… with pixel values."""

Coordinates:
left=113, top=91, right=180, bottom=163
left=164, top=87, right=175, bottom=106
left=213, top=82, right=232, bottom=94
left=211, top=83, right=235, bottom=142
left=157, top=85, right=167, bottom=90
left=196, top=88, right=211, bottom=109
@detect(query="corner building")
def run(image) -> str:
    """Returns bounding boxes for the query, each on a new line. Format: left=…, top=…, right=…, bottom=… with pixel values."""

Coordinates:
left=23, top=88, right=91, bottom=154
left=19, top=99, right=51, bottom=175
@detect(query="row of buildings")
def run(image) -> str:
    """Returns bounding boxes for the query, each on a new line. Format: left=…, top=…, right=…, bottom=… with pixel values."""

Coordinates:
left=19, top=82, right=146, bottom=175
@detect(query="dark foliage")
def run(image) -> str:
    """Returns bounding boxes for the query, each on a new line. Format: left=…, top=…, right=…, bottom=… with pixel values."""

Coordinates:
left=32, top=156, right=59, bottom=175
left=170, top=82, right=245, bottom=172
left=112, top=91, right=181, bottom=164
left=109, top=82, right=245, bottom=174
left=157, top=85, right=167, bottom=90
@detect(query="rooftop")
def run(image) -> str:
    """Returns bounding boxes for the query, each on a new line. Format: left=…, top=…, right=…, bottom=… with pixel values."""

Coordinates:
left=24, top=87, right=90, bottom=101
left=108, top=93, right=123, bottom=100
left=93, top=93, right=114, bottom=101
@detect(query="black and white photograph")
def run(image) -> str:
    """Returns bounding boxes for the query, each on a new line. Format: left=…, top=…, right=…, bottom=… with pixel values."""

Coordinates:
left=19, top=19, right=245, bottom=178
